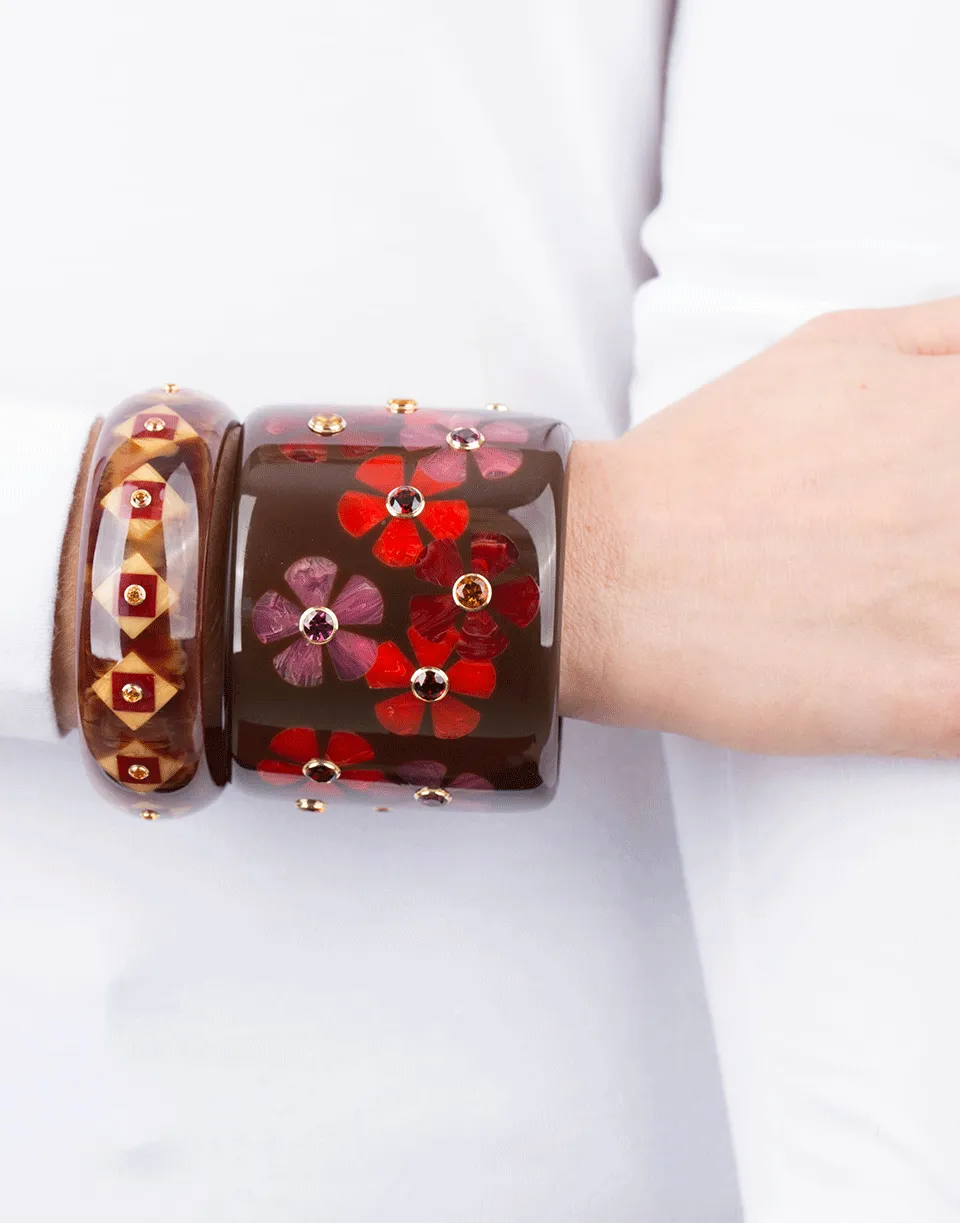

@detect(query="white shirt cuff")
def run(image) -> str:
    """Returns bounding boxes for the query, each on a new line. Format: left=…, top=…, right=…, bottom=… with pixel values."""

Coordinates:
left=0, top=403, right=93, bottom=742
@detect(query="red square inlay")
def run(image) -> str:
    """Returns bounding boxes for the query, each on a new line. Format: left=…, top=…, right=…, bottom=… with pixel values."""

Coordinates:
left=110, top=671, right=156, bottom=712
left=131, top=412, right=178, bottom=441
left=117, top=572, right=159, bottom=618
left=121, top=479, right=166, bottom=521
left=116, top=755, right=162, bottom=785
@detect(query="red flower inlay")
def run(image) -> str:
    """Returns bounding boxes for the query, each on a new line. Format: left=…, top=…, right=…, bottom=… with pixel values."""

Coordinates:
left=257, top=728, right=386, bottom=794
left=399, top=411, right=530, bottom=488
left=338, top=454, right=469, bottom=567
left=366, top=626, right=495, bottom=739
left=410, top=533, right=540, bottom=660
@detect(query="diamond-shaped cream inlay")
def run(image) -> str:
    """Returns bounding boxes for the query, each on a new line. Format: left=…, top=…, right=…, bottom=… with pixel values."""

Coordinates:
left=114, top=409, right=199, bottom=457
left=99, top=462, right=188, bottom=542
left=97, top=740, right=180, bottom=792
left=92, top=553, right=175, bottom=639
left=90, top=650, right=180, bottom=731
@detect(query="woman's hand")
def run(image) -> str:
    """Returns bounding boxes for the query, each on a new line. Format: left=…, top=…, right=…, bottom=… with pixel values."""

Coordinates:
left=561, top=298, right=960, bottom=757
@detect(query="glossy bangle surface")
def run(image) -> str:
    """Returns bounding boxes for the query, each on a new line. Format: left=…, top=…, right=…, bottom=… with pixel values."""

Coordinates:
left=231, top=402, right=570, bottom=811
left=76, top=385, right=239, bottom=817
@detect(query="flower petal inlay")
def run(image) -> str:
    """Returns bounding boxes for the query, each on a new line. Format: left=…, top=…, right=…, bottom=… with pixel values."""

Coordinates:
left=327, top=630, right=378, bottom=681
left=285, top=556, right=337, bottom=609
left=252, top=591, right=301, bottom=644
left=273, top=637, right=325, bottom=687
left=331, top=574, right=383, bottom=626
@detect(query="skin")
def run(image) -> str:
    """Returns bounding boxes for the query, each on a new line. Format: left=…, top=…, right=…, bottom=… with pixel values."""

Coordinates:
left=561, top=298, right=960, bottom=757
left=56, top=297, right=960, bottom=757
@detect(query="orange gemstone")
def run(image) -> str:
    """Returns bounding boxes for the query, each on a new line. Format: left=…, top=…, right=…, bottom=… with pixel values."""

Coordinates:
left=452, top=573, right=491, bottom=610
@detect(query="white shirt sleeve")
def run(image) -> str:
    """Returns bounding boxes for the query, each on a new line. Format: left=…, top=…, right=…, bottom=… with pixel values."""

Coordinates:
left=632, top=1, right=960, bottom=1218
left=0, top=402, right=93, bottom=742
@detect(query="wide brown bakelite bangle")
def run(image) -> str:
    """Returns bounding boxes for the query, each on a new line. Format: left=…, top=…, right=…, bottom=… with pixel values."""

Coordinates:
left=231, top=401, right=571, bottom=811
left=76, top=385, right=239, bottom=818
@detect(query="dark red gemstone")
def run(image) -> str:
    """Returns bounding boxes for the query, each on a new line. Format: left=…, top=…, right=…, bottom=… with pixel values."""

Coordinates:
left=446, top=426, right=484, bottom=450
left=386, top=485, right=425, bottom=518
left=411, top=666, right=449, bottom=702
left=303, top=759, right=340, bottom=783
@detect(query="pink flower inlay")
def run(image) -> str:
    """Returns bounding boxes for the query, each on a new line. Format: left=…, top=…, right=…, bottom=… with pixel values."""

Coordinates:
left=399, top=410, right=529, bottom=489
left=395, top=760, right=494, bottom=807
left=252, top=556, right=383, bottom=687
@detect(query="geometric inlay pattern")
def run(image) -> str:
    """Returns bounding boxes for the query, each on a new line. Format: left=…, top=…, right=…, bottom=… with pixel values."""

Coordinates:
left=99, top=462, right=187, bottom=542
left=96, top=739, right=181, bottom=791
left=114, top=409, right=199, bottom=459
left=89, top=650, right=179, bottom=730
left=92, top=553, right=174, bottom=639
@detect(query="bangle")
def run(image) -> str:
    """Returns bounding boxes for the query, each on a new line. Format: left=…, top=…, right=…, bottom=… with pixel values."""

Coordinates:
left=231, top=401, right=571, bottom=810
left=75, top=385, right=239, bottom=818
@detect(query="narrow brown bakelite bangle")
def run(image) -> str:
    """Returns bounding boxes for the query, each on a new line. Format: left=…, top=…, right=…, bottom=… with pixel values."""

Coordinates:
left=230, top=401, right=571, bottom=811
left=75, top=385, right=239, bottom=818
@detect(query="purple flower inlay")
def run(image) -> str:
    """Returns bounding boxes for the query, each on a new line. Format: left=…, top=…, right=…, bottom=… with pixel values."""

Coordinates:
left=252, top=556, right=383, bottom=687
left=395, top=759, right=493, bottom=794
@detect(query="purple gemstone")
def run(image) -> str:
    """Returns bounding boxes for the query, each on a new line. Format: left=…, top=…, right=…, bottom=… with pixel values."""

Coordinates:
left=386, top=485, right=425, bottom=518
left=446, top=426, right=484, bottom=451
left=410, top=666, right=449, bottom=703
left=299, top=605, right=339, bottom=644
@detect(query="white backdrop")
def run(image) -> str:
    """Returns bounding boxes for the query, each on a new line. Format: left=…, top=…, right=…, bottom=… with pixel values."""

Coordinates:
left=0, top=1, right=738, bottom=1219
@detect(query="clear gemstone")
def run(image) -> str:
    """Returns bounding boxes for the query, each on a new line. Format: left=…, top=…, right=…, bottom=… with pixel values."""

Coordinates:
left=120, top=682, right=144, bottom=704
left=143, top=417, right=167, bottom=433
left=446, top=426, right=484, bottom=451
left=296, top=798, right=326, bottom=812
left=386, top=398, right=418, bottom=414
left=386, top=485, right=425, bottom=518
left=410, top=666, right=449, bottom=702
left=452, top=572, right=492, bottom=610
left=308, top=413, right=346, bottom=436
left=415, top=786, right=451, bottom=806
left=123, top=583, right=147, bottom=606
left=130, top=488, right=152, bottom=509
left=302, top=758, right=341, bottom=783
left=127, top=763, right=151, bottom=781
left=298, top=605, right=339, bottom=644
